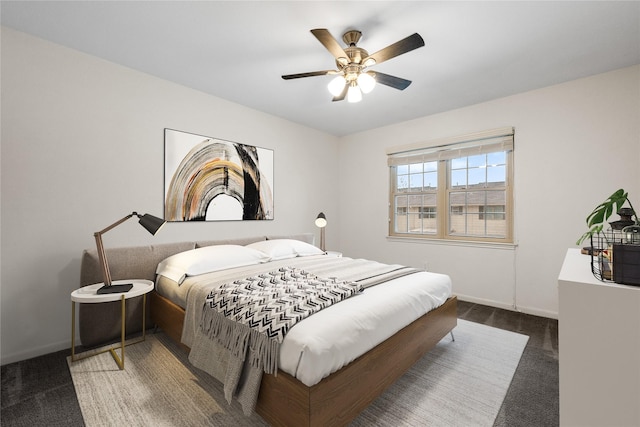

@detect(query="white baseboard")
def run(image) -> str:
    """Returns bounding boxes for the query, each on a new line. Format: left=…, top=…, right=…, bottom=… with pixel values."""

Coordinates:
left=456, top=294, right=558, bottom=320
left=514, top=304, right=558, bottom=320
left=1, top=339, right=71, bottom=366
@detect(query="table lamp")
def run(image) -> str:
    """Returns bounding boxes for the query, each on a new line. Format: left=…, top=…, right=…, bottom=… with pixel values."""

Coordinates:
left=94, top=211, right=166, bottom=294
left=315, top=212, right=327, bottom=252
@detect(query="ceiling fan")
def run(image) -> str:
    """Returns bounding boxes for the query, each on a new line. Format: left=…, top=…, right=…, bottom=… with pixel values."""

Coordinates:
left=282, top=28, right=425, bottom=103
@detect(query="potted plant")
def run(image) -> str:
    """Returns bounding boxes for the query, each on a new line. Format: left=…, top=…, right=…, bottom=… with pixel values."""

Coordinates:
left=576, top=188, right=638, bottom=246
left=576, top=189, right=640, bottom=285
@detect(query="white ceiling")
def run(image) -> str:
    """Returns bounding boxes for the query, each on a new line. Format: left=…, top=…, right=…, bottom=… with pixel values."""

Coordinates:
left=2, top=1, right=639, bottom=136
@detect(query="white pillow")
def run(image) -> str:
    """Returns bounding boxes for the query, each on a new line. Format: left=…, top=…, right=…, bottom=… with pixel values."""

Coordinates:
left=156, top=245, right=271, bottom=284
left=246, top=239, right=324, bottom=261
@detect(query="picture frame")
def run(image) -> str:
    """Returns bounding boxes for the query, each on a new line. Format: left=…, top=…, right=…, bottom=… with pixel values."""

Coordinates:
left=164, top=129, right=274, bottom=221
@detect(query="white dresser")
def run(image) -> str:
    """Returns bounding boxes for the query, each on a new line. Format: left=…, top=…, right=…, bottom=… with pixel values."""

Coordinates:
left=558, top=248, right=640, bottom=426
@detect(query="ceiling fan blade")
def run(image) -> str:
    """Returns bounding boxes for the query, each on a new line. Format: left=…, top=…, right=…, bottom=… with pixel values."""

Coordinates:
left=311, top=28, right=349, bottom=64
left=281, top=70, right=335, bottom=80
left=373, top=72, right=412, bottom=90
left=364, top=33, right=425, bottom=66
left=332, top=84, right=348, bottom=102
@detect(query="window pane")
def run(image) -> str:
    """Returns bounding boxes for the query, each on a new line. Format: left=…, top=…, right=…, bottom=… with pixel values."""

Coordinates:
left=483, top=194, right=506, bottom=236
left=486, top=190, right=506, bottom=208
left=449, top=192, right=467, bottom=235
left=423, top=193, right=437, bottom=233
left=451, top=157, right=466, bottom=170
left=424, top=161, right=437, bottom=172
left=468, top=154, right=486, bottom=168
left=409, top=163, right=423, bottom=174
left=487, top=165, right=505, bottom=184
left=394, top=195, right=408, bottom=233
left=397, top=174, right=408, bottom=191
left=395, top=214, right=407, bottom=233
left=395, top=195, right=408, bottom=210
left=484, top=205, right=506, bottom=220
left=468, top=167, right=486, bottom=187
left=449, top=191, right=466, bottom=207
left=449, top=190, right=507, bottom=238
left=487, top=219, right=506, bottom=237
left=423, top=193, right=437, bottom=206
left=423, top=171, right=437, bottom=189
left=468, top=191, right=487, bottom=235
left=406, top=213, right=420, bottom=233
left=409, top=173, right=422, bottom=190
left=408, top=195, right=423, bottom=233
left=451, top=169, right=467, bottom=188
left=488, top=151, right=505, bottom=165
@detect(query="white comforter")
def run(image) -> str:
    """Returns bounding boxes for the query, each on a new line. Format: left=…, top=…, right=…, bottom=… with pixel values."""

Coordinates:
left=160, top=254, right=452, bottom=387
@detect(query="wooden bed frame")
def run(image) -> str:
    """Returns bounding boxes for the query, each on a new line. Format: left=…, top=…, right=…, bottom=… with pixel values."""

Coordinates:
left=150, top=291, right=457, bottom=426
left=78, top=234, right=457, bottom=426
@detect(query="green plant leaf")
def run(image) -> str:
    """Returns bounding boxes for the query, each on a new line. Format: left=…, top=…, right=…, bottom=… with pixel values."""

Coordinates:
left=614, top=191, right=628, bottom=211
left=578, top=189, right=632, bottom=245
left=576, top=233, right=590, bottom=245
left=604, top=203, right=613, bottom=221
left=588, top=209, right=605, bottom=227
left=612, top=188, right=626, bottom=198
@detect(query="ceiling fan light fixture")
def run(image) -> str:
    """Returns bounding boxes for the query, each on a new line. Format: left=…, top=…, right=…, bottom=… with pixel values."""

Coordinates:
left=347, top=82, right=362, bottom=103
left=362, top=57, right=376, bottom=68
left=328, top=75, right=347, bottom=96
left=282, top=28, right=424, bottom=103
left=357, top=72, right=376, bottom=94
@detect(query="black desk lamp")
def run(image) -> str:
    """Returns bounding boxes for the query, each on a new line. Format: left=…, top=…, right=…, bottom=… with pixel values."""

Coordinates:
left=94, top=211, right=166, bottom=294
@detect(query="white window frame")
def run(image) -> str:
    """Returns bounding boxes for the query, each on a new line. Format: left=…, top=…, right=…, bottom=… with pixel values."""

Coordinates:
left=387, top=127, right=514, bottom=244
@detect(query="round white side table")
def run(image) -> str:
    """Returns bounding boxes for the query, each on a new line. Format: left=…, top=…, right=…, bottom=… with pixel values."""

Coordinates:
left=70, top=279, right=153, bottom=369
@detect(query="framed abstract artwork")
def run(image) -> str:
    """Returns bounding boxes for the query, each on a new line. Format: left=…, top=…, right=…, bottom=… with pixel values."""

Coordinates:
left=164, top=129, right=274, bottom=221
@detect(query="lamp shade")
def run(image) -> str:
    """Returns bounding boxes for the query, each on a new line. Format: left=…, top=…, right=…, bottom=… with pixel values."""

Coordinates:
left=347, top=83, right=362, bottom=103
left=357, top=72, right=376, bottom=94
left=138, top=213, right=166, bottom=235
left=315, top=212, right=327, bottom=252
left=315, top=212, right=327, bottom=228
left=328, top=75, right=347, bottom=96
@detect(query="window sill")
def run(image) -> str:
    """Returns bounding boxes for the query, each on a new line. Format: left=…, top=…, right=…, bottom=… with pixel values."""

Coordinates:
left=386, top=235, right=518, bottom=250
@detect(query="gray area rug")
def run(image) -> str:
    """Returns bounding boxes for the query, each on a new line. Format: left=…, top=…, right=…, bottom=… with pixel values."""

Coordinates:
left=67, top=319, right=528, bottom=426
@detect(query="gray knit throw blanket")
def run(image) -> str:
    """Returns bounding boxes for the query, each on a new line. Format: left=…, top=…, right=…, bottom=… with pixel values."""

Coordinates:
left=200, top=266, right=363, bottom=375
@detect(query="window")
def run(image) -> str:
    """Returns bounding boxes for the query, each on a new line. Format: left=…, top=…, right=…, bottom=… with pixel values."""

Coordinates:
left=420, top=206, right=436, bottom=219
left=388, top=128, right=514, bottom=243
left=479, top=205, right=506, bottom=221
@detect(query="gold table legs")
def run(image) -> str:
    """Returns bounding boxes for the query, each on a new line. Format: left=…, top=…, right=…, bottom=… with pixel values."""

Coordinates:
left=71, top=293, right=147, bottom=370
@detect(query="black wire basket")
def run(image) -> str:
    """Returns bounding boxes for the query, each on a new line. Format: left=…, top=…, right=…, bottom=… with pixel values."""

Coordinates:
left=590, top=228, right=640, bottom=285
left=589, top=230, right=622, bottom=282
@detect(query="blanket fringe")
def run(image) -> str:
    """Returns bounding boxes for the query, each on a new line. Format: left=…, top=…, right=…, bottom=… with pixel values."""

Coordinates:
left=201, top=305, right=250, bottom=362
left=248, top=329, right=279, bottom=375
left=200, top=304, right=279, bottom=375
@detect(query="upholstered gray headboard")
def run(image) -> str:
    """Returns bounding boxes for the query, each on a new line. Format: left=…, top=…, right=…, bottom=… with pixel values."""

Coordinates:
left=78, top=233, right=314, bottom=347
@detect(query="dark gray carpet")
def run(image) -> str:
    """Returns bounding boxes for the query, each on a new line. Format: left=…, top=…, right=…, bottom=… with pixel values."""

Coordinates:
left=1, top=348, right=84, bottom=426
left=460, top=302, right=559, bottom=427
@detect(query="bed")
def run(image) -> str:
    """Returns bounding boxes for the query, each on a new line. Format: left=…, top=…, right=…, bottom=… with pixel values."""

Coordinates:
left=79, top=233, right=457, bottom=426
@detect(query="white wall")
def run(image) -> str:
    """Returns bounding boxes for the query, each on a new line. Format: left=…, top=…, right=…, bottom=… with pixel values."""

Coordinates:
left=338, top=65, right=640, bottom=318
left=0, top=27, right=340, bottom=364
left=2, top=25, right=639, bottom=364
